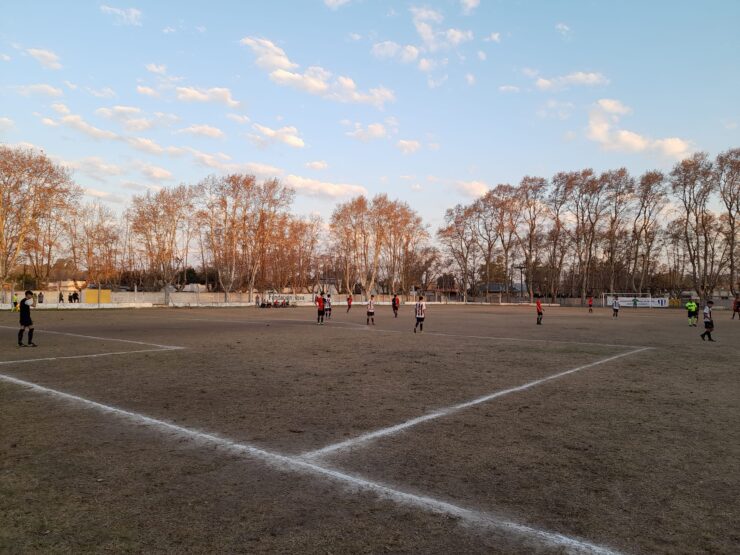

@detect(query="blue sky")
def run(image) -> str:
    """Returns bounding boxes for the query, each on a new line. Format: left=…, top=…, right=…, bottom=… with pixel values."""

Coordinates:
left=1, top=0, right=738, bottom=229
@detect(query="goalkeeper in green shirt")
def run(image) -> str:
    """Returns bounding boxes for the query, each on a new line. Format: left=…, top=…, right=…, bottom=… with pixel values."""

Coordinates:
left=685, top=299, right=698, bottom=327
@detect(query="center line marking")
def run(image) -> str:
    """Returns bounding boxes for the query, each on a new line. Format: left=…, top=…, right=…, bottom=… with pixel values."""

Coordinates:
left=300, top=347, right=651, bottom=460
left=1, top=371, right=624, bottom=555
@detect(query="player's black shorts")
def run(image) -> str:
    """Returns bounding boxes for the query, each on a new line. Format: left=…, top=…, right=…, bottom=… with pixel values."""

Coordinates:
left=688, top=310, right=697, bottom=318
left=704, top=320, right=714, bottom=329
left=20, top=317, right=33, bottom=327
left=317, top=309, right=325, bottom=316
left=416, top=317, right=425, bottom=323
left=367, top=311, right=374, bottom=317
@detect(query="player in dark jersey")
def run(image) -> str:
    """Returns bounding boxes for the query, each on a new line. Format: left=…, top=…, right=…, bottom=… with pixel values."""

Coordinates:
left=392, top=294, right=399, bottom=318
left=18, top=290, right=37, bottom=347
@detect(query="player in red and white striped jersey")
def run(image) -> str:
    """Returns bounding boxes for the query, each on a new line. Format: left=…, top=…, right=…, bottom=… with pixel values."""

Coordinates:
left=366, top=295, right=376, bottom=326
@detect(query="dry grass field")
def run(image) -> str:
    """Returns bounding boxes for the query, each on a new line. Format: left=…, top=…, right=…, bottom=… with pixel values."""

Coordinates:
left=1, top=305, right=738, bottom=554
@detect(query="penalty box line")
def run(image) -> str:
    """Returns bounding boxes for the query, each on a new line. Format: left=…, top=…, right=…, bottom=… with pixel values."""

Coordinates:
left=301, top=347, right=652, bottom=461
left=0, top=371, right=623, bottom=555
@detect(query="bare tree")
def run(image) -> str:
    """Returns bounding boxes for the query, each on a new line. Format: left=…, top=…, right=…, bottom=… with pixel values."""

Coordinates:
left=629, top=171, right=667, bottom=293
left=129, top=185, right=194, bottom=304
left=0, top=146, right=78, bottom=295
left=601, top=168, right=635, bottom=293
left=515, top=176, right=548, bottom=301
left=437, top=204, right=479, bottom=302
left=716, top=148, right=740, bottom=294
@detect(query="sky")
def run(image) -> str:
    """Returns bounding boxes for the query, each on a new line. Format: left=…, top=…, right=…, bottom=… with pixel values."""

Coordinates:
left=1, top=0, right=738, bottom=229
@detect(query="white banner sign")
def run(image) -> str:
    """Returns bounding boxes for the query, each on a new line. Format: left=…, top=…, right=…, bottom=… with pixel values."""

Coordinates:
left=607, top=295, right=669, bottom=308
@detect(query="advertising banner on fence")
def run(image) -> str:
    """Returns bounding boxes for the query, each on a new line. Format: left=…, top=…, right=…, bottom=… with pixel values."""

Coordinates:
left=606, top=295, right=669, bottom=308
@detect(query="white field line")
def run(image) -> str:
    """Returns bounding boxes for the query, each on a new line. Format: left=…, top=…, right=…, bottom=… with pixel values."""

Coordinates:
left=152, top=315, right=647, bottom=350
left=0, top=348, right=176, bottom=366
left=1, top=371, right=623, bottom=555
left=301, top=347, right=651, bottom=460
left=0, top=325, right=181, bottom=350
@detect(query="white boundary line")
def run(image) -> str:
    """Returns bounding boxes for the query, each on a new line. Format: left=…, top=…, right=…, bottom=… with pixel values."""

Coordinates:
left=149, top=315, right=647, bottom=350
left=0, top=348, right=178, bottom=366
left=301, top=347, right=651, bottom=460
left=0, top=325, right=181, bottom=350
left=0, top=371, right=623, bottom=555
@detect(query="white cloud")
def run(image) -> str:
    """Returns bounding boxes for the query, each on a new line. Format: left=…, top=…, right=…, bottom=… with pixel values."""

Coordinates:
left=162, top=26, right=176, bottom=34
left=121, top=181, right=162, bottom=192
left=397, top=139, right=421, bottom=155
left=86, top=86, right=116, bottom=98
left=195, top=26, right=206, bottom=33
left=346, top=122, right=387, bottom=141
left=371, top=41, right=420, bottom=64
left=597, top=98, right=631, bottom=115
left=63, top=80, right=78, bottom=90
left=427, top=142, right=440, bottom=151
left=418, top=58, right=436, bottom=72
left=411, top=183, right=423, bottom=192
left=0, top=117, right=14, bottom=131
left=477, top=50, right=487, bottom=61
left=16, top=83, right=63, bottom=97
left=324, top=0, right=351, bottom=8
left=498, top=85, right=520, bottom=93
left=586, top=99, right=692, bottom=159
left=137, top=162, right=173, bottom=181
left=465, top=73, right=476, bottom=86
left=239, top=37, right=297, bottom=71
left=348, top=32, right=362, bottom=41
left=226, top=113, right=250, bottom=124
left=242, top=37, right=394, bottom=109
left=85, top=188, right=127, bottom=204
left=60, top=114, right=118, bottom=140
left=175, top=86, right=240, bottom=107
left=251, top=123, right=305, bottom=148
left=460, top=0, right=480, bottom=15
left=283, top=174, right=367, bottom=198
left=555, top=22, right=571, bottom=38
left=100, top=5, right=142, bottom=26
left=136, top=85, right=159, bottom=97
left=65, top=156, right=124, bottom=181
left=455, top=180, right=488, bottom=198
left=534, top=71, right=609, bottom=91
left=145, top=63, right=167, bottom=74
left=0, top=54, right=10, bottom=61
left=51, top=103, right=71, bottom=114
left=125, top=137, right=165, bottom=154
left=26, top=48, right=62, bottom=70
left=537, top=99, right=575, bottom=120
left=427, top=74, right=448, bottom=89
left=306, top=160, right=329, bottom=170
left=484, top=32, right=501, bottom=43
left=178, top=124, right=225, bottom=139
left=96, top=105, right=177, bottom=132
left=410, top=7, right=473, bottom=52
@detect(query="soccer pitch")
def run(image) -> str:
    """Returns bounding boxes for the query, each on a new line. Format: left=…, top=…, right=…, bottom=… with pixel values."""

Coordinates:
left=1, top=305, right=738, bottom=554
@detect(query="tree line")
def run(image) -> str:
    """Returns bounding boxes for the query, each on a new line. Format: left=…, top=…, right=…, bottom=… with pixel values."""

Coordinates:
left=1, top=144, right=738, bottom=301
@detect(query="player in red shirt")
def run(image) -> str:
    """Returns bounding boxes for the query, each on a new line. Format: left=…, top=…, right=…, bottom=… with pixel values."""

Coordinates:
left=536, top=298, right=543, bottom=325
left=346, top=294, right=353, bottom=313
left=315, top=293, right=326, bottom=325
left=588, top=296, right=593, bottom=313
left=392, top=294, right=399, bottom=318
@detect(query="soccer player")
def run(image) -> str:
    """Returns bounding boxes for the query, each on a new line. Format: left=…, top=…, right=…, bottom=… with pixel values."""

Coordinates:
left=325, top=294, right=332, bottom=320
left=413, top=295, right=426, bottom=333
left=392, top=294, right=399, bottom=318
left=315, top=292, right=325, bottom=325
left=366, top=294, right=376, bottom=325
left=12, top=292, right=18, bottom=312
left=536, top=298, right=543, bottom=325
left=588, top=296, right=593, bottom=313
left=700, top=300, right=715, bottom=341
left=686, top=299, right=698, bottom=327
left=732, top=295, right=740, bottom=320
left=612, top=297, right=620, bottom=318
left=346, top=294, right=353, bottom=313
left=18, top=290, right=37, bottom=347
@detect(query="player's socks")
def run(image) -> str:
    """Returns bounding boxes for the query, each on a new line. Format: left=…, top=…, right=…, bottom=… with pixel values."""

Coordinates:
left=28, top=329, right=34, bottom=344
left=419, top=322, right=423, bottom=332
left=18, top=329, right=24, bottom=345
